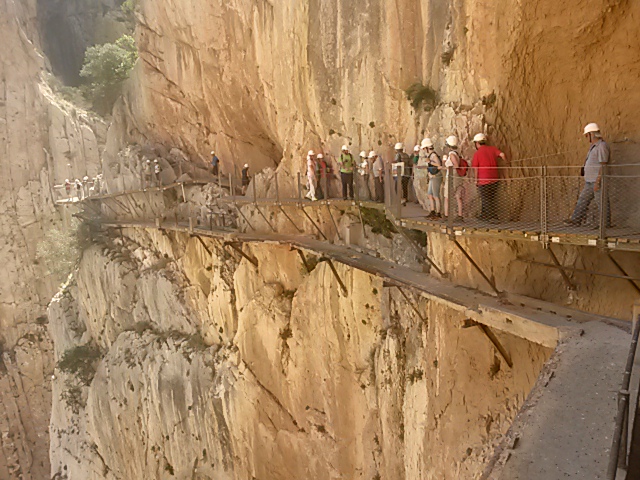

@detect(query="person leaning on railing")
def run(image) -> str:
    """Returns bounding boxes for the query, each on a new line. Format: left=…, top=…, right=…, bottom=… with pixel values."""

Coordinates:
left=564, top=123, right=611, bottom=228
left=471, top=133, right=507, bottom=223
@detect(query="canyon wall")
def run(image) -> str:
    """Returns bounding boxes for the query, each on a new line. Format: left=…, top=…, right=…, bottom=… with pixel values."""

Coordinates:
left=0, top=1, right=104, bottom=477
left=113, top=0, right=640, bottom=179
left=48, top=227, right=552, bottom=479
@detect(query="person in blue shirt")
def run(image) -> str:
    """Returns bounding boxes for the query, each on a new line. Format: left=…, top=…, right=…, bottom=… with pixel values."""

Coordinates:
left=210, top=151, right=220, bottom=176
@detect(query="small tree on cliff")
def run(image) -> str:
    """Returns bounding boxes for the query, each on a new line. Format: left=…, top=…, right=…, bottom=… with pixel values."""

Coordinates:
left=80, top=34, right=137, bottom=115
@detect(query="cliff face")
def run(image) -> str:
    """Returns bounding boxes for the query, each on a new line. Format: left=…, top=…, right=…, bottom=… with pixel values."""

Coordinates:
left=115, top=0, right=640, bottom=176
left=48, top=227, right=551, bottom=479
left=0, top=1, right=103, bottom=477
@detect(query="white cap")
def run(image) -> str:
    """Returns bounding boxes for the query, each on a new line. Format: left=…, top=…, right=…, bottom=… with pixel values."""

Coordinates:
left=368, top=151, right=377, bottom=158
left=360, top=151, right=367, bottom=157
left=413, top=145, right=420, bottom=152
left=394, top=142, right=404, bottom=150
left=473, top=133, right=487, bottom=143
left=308, top=150, right=315, bottom=156
left=244, top=163, right=249, bottom=168
left=317, top=153, right=324, bottom=159
left=421, top=138, right=434, bottom=149
left=341, top=145, right=349, bottom=151
left=583, top=123, right=600, bottom=135
left=445, top=135, right=458, bottom=148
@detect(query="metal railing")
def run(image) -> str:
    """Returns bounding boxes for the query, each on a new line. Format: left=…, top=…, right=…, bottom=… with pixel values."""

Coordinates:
left=609, top=314, right=640, bottom=479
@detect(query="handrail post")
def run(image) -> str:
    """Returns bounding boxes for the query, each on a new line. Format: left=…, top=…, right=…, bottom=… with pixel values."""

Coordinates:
left=541, top=166, right=548, bottom=247
left=252, top=175, right=257, bottom=204
left=599, top=164, right=609, bottom=245
left=447, top=166, right=454, bottom=235
left=322, top=171, right=328, bottom=201
left=297, top=172, right=302, bottom=204
left=395, top=170, right=402, bottom=219
left=275, top=172, right=280, bottom=204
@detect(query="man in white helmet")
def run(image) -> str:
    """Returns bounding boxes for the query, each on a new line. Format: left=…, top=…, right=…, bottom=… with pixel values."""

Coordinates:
left=305, top=150, right=317, bottom=201
left=421, top=138, right=443, bottom=218
left=370, top=151, right=384, bottom=202
left=565, top=123, right=611, bottom=227
left=443, top=135, right=465, bottom=221
left=241, top=163, right=250, bottom=195
left=358, top=151, right=371, bottom=200
left=472, top=132, right=507, bottom=222
left=210, top=150, right=220, bottom=176
left=393, top=143, right=412, bottom=205
left=338, top=145, right=355, bottom=200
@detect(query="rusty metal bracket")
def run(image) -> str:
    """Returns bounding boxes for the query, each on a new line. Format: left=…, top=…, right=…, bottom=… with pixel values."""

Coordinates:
left=192, top=235, right=212, bottom=256
left=464, top=320, right=513, bottom=368
left=396, top=223, right=445, bottom=277
left=325, top=204, right=342, bottom=241
left=300, top=206, right=328, bottom=240
left=278, top=205, right=303, bottom=233
left=383, top=282, right=427, bottom=324
left=453, top=239, right=500, bottom=296
left=547, top=246, right=577, bottom=291
left=234, top=204, right=255, bottom=231
left=318, top=257, right=347, bottom=295
left=293, top=248, right=312, bottom=273
left=607, top=252, right=640, bottom=296
left=223, top=242, right=258, bottom=267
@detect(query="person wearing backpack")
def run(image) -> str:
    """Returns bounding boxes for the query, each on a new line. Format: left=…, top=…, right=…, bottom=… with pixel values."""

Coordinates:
left=338, top=145, right=355, bottom=200
left=472, top=133, right=507, bottom=222
left=422, top=138, right=443, bottom=219
left=394, top=143, right=412, bottom=205
left=443, top=135, right=466, bottom=221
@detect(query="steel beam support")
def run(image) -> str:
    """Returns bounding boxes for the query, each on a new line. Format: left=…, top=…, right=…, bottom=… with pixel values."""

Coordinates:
left=293, top=248, right=312, bottom=273
left=300, top=206, right=328, bottom=240
left=325, top=204, right=342, bottom=241
left=384, top=283, right=427, bottom=324
left=355, top=203, right=368, bottom=239
left=523, top=259, right=640, bottom=282
left=278, top=205, right=303, bottom=233
left=453, top=239, right=500, bottom=296
left=223, top=242, right=258, bottom=267
left=396, top=223, right=445, bottom=277
left=607, top=252, right=640, bottom=296
left=192, top=235, right=212, bottom=256
left=546, top=246, right=577, bottom=291
left=465, top=320, right=513, bottom=368
left=234, top=204, right=255, bottom=231
left=318, top=257, right=348, bottom=296
left=253, top=204, right=277, bottom=232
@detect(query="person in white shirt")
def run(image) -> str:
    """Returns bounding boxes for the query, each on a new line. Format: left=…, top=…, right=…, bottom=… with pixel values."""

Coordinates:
left=305, top=150, right=317, bottom=201
left=371, top=151, right=384, bottom=202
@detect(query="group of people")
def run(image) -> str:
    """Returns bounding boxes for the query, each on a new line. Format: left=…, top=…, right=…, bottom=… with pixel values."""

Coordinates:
left=64, top=175, right=103, bottom=200
left=303, top=133, right=508, bottom=223
left=142, top=158, right=163, bottom=188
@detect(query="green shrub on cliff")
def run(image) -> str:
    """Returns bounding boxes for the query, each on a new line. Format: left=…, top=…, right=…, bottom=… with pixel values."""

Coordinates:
left=36, top=217, right=89, bottom=279
left=80, top=34, right=137, bottom=115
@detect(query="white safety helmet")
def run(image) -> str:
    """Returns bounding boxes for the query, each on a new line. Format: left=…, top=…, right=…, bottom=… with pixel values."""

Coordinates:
left=583, top=123, right=600, bottom=135
left=83, top=176, right=89, bottom=181
left=308, top=150, right=315, bottom=156
left=65, top=179, right=69, bottom=182
left=445, top=135, right=458, bottom=148
left=394, top=142, right=404, bottom=150
left=421, top=138, right=434, bottom=149
left=368, top=151, right=377, bottom=158
left=243, top=163, right=249, bottom=168
left=473, top=133, right=487, bottom=143
left=317, top=153, right=324, bottom=159
left=360, top=151, right=367, bottom=158
left=413, top=145, right=420, bottom=152
left=210, top=151, right=215, bottom=155
left=153, top=159, right=159, bottom=163
left=341, top=145, right=349, bottom=151
left=146, top=159, right=151, bottom=163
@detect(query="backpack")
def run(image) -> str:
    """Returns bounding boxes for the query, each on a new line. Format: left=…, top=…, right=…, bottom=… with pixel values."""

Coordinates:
left=450, top=151, right=468, bottom=177
left=427, top=152, right=441, bottom=175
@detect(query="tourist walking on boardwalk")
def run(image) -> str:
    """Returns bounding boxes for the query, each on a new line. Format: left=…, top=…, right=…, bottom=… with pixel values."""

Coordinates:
left=74, top=179, right=83, bottom=200
left=422, top=138, right=443, bottom=219
left=316, top=153, right=328, bottom=200
left=565, top=123, right=611, bottom=227
left=358, top=151, right=371, bottom=200
left=305, top=150, right=317, bottom=201
left=153, top=159, right=162, bottom=186
left=371, top=151, right=384, bottom=202
left=210, top=151, right=220, bottom=176
left=241, top=163, right=250, bottom=195
left=143, top=159, right=152, bottom=188
left=64, top=179, right=72, bottom=199
left=472, top=133, right=506, bottom=222
left=443, top=136, right=465, bottom=221
left=338, top=145, right=355, bottom=200
left=394, top=143, right=412, bottom=205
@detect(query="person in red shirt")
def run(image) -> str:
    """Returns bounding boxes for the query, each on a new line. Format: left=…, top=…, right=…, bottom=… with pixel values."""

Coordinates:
left=471, top=133, right=507, bottom=221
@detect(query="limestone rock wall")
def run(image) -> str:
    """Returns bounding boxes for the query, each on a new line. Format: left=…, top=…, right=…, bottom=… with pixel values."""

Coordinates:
left=111, top=0, right=640, bottom=185
left=48, top=227, right=552, bottom=479
left=0, top=1, right=104, bottom=477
